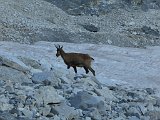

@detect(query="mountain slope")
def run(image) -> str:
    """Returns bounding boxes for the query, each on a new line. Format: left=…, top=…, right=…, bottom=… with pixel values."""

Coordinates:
left=0, top=0, right=160, bottom=47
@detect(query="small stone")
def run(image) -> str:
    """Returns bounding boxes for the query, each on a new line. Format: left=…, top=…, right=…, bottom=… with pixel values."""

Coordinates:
left=0, top=80, right=5, bottom=86
left=147, top=103, right=154, bottom=111
left=18, top=107, right=33, bottom=118
left=141, top=116, right=150, bottom=120
left=145, top=88, right=155, bottom=95
left=88, top=108, right=102, bottom=120
left=81, top=24, right=100, bottom=32
left=10, top=107, right=18, bottom=115
left=5, top=85, right=14, bottom=93
left=155, top=98, right=160, bottom=107
left=38, top=116, right=50, bottom=120
left=148, top=111, right=160, bottom=120
left=138, top=104, right=147, bottom=115
left=39, top=105, right=51, bottom=116
left=85, top=117, right=91, bottom=120
left=114, top=116, right=126, bottom=120
left=0, top=103, right=13, bottom=111
left=125, top=107, right=141, bottom=119
left=141, top=26, right=159, bottom=36
left=128, top=116, right=140, bottom=120
left=128, top=21, right=135, bottom=26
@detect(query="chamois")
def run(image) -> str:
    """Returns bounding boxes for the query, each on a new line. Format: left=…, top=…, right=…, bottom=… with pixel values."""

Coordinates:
left=55, top=45, right=95, bottom=76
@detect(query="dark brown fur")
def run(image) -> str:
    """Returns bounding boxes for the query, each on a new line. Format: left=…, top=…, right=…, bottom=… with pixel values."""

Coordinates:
left=55, top=45, right=95, bottom=76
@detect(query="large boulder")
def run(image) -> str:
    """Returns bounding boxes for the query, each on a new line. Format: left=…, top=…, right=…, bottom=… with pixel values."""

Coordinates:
left=31, top=71, right=61, bottom=87
left=50, top=102, right=82, bottom=119
left=69, top=91, right=105, bottom=111
left=0, top=66, right=32, bottom=84
left=34, top=86, right=64, bottom=106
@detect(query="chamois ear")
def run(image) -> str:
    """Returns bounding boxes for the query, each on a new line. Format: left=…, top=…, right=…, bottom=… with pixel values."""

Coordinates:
left=55, top=44, right=63, bottom=49
left=54, top=44, right=58, bottom=48
left=55, top=44, right=61, bottom=49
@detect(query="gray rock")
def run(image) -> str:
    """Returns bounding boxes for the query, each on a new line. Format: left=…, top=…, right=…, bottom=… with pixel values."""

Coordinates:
left=94, top=87, right=117, bottom=102
left=0, top=111, right=18, bottom=120
left=141, top=26, right=159, bottom=36
left=9, top=107, right=19, bottom=115
left=24, top=96, right=36, bottom=106
left=125, top=107, right=141, bottom=119
left=34, top=86, right=64, bottom=106
left=147, top=103, right=154, bottom=111
left=0, top=66, right=32, bottom=84
left=114, top=116, right=126, bottom=120
left=44, top=0, right=101, bottom=16
left=52, top=115, right=61, bottom=120
left=17, top=56, right=41, bottom=69
left=148, top=111, right=160, bottom=120
left=18, top=107, right=34, bottom=119
left=128, top=116, right=140, bottom=120
left=141, top=116, right=150, bottom=120
left=0, top=103, right=13, bottom=111
left=38, top=116, right=51, bottom=120
left=145, top=88, right=155, bottom=95
left=51, top=102, right=82, bottom=119
left=85, top=117, right=92, bottom=120
left=138, top=104, right=147, bottom=115
left=69, top=91, right=105, bottom=111
left=0, top=55, right=30, bottom=73
left=0, top=94, right=13, bottom=111
left=9, top=97, right=21, bottom=105
left=81, top=24, right=100, bottom=32
left=39, top=105, right=51, bottom=116
left=31, top=72, right=51, bottom=84
left=0, top=80, right=5, bottom=87
left=31, top=71, right=60, bottom=87
left=88, top=108, right=102, bottom=120
left=155, top=98, right=160, bottom=107
left=127, top=92, right=138, bottom=98
left=142, top=0, right=160, bottom=10
left=5, top=85, right=14, bottom=93
left=0, top=88, right=5, bottom=95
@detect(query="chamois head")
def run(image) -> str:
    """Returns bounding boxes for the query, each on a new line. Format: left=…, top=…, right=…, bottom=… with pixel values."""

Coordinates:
left=55, top=44, right=63, bottom=57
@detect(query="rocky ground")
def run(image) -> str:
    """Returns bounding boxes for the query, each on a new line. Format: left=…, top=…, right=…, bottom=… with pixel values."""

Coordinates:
left=0, top=41, right=160, bottom=120
left=0, top=0, right=160, bottom=120
left=0, top=0, right=160, bottom=47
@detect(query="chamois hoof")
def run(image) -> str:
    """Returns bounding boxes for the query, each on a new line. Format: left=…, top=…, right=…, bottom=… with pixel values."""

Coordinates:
left=86, top=71, right=89, bottom=74
left=74, top=74, right=85, bottom=80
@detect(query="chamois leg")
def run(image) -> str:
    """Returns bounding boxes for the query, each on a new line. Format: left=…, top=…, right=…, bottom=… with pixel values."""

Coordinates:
left=73, top=66, right=77, bottom=74
left=67, top=65, right=70, bottom=69
left=88, top=67, right=95, bottom=76
left=83, top=67, right=89, bottom=74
